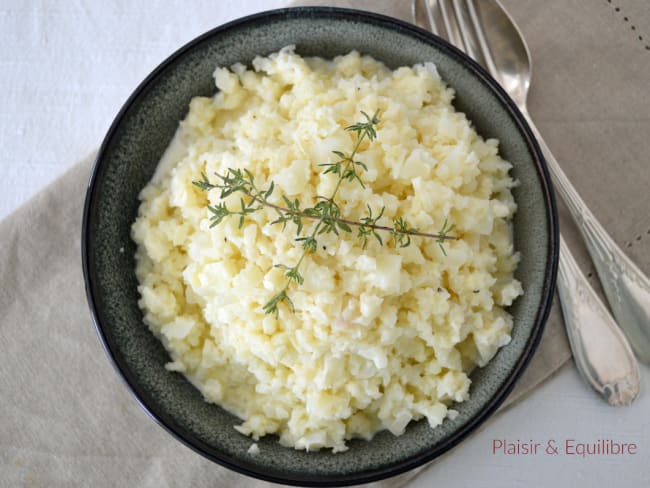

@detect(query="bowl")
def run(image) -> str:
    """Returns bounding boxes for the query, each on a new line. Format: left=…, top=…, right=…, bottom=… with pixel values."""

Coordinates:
left=82, top=7, right=558, bottom=486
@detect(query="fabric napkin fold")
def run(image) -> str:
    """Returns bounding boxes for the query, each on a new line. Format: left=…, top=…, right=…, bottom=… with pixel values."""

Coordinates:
left=0, top=153, right=567, bottom=488
left=2, top=0, right=649, bottom=487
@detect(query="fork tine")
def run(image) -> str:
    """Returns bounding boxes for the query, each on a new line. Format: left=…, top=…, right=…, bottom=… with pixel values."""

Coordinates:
left=412, top=0, right=428, bottom=32
left=465, top=0, right=499, bottom=76
left=426, top=0, right=499, bottom=85
left=425, top=0, right=444, bottom=37
left=438, top=0, right=465, bottom=53
left=451, top=0, right=484, bottom=65
left=413, top=0, right=439, bottom=36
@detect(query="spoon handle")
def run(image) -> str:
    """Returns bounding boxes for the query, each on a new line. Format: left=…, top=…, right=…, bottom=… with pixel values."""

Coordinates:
left=524, top=113, right=650, bottom=363
left=557, top=235, right=640, bottom=405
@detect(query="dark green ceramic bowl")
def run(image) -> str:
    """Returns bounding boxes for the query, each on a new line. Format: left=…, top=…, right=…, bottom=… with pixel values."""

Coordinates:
left=82, top=7, right=558, bottom=486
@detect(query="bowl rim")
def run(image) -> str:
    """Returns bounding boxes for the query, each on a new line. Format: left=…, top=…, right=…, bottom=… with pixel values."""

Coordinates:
left=82, top=6, right=559, bottom=486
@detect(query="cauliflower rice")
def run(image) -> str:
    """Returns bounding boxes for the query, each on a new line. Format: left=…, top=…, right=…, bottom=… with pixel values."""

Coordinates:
left=131, top=46, right=523, bottom=452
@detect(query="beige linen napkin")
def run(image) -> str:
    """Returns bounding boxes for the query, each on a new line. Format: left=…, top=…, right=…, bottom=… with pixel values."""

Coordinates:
left=2, top=1, right=649, bottom=486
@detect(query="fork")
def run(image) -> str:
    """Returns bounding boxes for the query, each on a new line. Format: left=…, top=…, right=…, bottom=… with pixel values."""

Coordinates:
left=412, top=0, right=642, bottom=405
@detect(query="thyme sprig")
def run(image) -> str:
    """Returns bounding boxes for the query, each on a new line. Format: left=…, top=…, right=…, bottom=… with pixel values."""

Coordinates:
left=436, top=218, right=455, bottom=256
left=192, top=110, right=457, bottom=316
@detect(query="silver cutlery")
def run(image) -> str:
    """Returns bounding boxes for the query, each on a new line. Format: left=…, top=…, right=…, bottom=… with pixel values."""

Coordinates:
left=412, top=0, right=642, bottom=405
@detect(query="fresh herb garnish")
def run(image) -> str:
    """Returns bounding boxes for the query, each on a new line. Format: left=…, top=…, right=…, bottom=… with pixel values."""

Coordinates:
left=193, top=110, right=456, bottom=316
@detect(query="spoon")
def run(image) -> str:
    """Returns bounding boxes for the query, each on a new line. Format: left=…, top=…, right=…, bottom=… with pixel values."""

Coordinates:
left=470, top=0, right=650, bottom=364
left=458, top=0, right=650, bottom=363
left=412, top=0, right=642, bottom=404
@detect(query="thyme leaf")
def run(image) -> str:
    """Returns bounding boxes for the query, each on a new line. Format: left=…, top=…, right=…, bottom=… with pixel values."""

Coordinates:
left=192, top=110, right=457, bottom=315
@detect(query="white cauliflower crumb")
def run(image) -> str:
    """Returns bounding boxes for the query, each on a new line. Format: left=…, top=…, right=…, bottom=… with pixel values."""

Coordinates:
left=132, top=47, right=522, bottom=453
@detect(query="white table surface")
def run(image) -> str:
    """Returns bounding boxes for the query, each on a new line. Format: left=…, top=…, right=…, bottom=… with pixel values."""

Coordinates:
left=1, top=1, right=648, bottom=486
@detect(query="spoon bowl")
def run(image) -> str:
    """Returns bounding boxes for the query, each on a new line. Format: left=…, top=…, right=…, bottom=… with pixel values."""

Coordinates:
left=474, top=0, right=650, bottom=366
left=413, top=0, right=642, bottom=404
left=472, top=0, right=531, bottom=107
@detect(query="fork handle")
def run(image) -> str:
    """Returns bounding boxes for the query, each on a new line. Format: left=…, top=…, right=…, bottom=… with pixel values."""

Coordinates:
left=557, top=235, right=640, bottom=405
left=522, top=109, right=650, bottom=363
